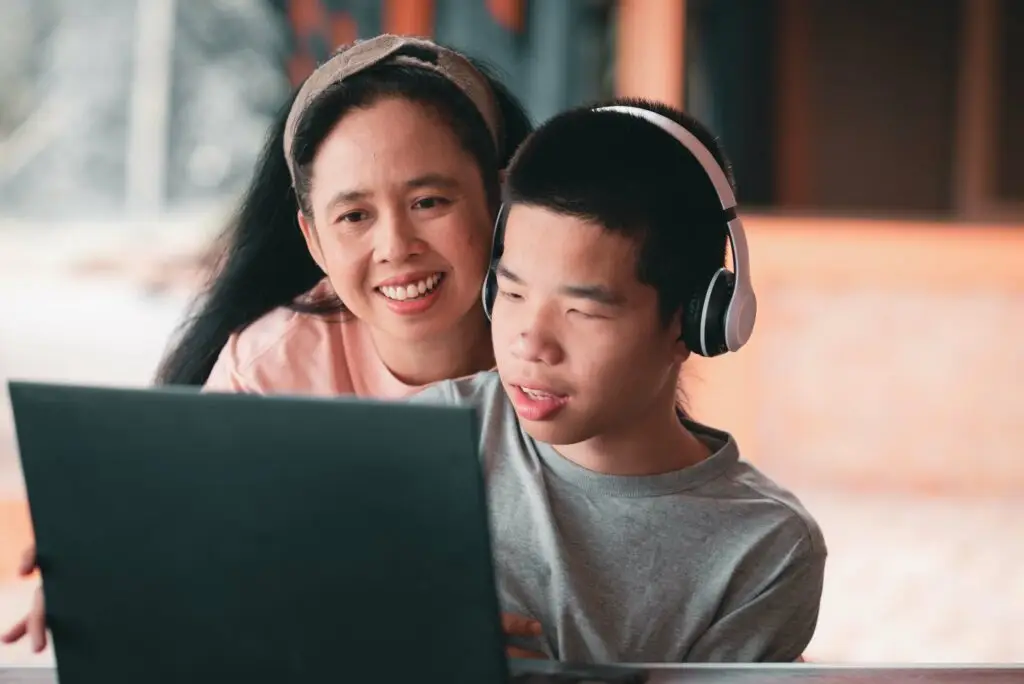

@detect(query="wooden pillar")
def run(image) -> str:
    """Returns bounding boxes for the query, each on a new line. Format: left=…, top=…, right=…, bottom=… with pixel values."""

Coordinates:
left=775, top=0, right=813, bottom=208
left=383, top=0, right=435, bottom=37
left=615, top=0, right=686, bottom=108
left=953, top=0, right=998, bottom=220
left=286, top=0, right=323, bottom=84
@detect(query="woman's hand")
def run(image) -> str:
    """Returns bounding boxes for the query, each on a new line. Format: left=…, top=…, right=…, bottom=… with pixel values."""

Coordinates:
left=0, top=544, right=47, bottom=652
left=0, top=548, right=544, bottom=660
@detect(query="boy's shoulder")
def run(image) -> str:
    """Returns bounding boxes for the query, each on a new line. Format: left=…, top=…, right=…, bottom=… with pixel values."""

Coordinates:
left=409, top=370, right=505, bottom=407
left=409, top=372, right=524, bottom=462
left=687, top=422, right=826, bottom=557
left=730, top=479, right=824, bottom=559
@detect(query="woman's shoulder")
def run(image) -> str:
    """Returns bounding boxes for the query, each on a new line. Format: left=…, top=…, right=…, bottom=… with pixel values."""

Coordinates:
left=204, top=280, right=352, bottom=395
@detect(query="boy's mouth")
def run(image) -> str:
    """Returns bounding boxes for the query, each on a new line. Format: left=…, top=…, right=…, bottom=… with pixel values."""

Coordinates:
left=509, top=384, right=569, bottom=422
left=520, top=387, right=559, bottom=400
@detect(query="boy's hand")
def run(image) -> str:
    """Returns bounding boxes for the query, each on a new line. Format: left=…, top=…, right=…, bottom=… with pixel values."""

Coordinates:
left=502, top=613, right=546, bottom=659
left=0, top=544, right=47, bottom=652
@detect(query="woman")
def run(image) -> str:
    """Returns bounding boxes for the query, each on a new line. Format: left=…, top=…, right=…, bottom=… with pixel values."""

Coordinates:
left=3, top=34, right=542, bottom=656
left=165, top=34, right=531, bottom=395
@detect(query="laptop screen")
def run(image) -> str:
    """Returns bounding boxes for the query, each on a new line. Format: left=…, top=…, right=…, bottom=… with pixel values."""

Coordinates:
left=10, top=381, right=507, bottom=684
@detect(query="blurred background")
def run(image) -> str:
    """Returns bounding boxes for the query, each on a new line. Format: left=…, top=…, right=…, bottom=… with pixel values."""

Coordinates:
left=1, top=0, right=1022, bottom=665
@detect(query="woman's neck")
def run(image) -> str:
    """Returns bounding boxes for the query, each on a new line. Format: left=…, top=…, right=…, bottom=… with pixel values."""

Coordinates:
left=371, top=309, right=494, bottom=387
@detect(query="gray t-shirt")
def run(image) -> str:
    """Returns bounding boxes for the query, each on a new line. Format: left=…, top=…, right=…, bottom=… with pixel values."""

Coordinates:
left=410, top=371, right=826, bottom=663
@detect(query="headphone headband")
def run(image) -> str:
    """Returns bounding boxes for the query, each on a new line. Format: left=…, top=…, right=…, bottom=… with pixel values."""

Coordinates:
left=591, top=105, right=757, bottom=354
left=594, top=106, right=738, bottom=211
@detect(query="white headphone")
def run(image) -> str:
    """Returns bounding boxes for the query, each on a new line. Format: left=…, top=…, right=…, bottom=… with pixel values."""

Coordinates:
left=593, top=106, right=757, bottom=356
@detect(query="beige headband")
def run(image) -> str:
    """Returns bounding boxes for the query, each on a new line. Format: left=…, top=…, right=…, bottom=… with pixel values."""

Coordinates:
left=283, top=34, right=503, bottom=185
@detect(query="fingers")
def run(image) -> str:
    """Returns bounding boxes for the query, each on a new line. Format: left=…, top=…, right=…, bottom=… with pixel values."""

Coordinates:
left=17, top=545, right=37, bottom=577
left=28, top=588, right=47, bottom=652
left=501, top=613, right=543, bottom=637
left=502, top=613, right=545, bottom=660
left=3, top=544, right=43, bottom=647
left=0, top=618, right=28, bottom=645
left=0, top=587, right=45, bottom=651
left=7, top=547, right=48, bottom=652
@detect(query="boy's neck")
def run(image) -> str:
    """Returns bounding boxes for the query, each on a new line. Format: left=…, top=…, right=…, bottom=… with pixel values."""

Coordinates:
left=552, top=401, right=710, bottom=477
left=372, top=310, right=494, bottom=387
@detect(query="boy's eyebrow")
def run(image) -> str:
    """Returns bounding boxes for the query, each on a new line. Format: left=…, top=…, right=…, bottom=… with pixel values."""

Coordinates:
left=496, top=264, right=625, bottom=306
left=560, top=284, right=626, bottom=306
left=495, top=264, right=523, bottom=283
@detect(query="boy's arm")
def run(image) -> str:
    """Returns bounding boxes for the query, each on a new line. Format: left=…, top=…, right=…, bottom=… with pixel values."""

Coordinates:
left=404, top=373, right=548, bottom=660
left=685, top=533, right=825, bottom=663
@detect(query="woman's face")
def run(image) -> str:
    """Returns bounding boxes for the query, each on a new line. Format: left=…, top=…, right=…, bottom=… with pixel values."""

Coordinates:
left=298, top=96, right=493, bottom=345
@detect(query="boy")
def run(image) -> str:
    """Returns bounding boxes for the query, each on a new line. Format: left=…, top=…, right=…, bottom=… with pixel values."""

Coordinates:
left=411, top=99, right=826, bottom=662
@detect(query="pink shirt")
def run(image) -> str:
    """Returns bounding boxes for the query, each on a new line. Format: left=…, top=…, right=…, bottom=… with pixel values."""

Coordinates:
left=204, top=279, right=426, bottom=399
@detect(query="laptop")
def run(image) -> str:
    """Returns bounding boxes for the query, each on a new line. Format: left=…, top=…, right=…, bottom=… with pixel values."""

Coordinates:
left=10, top=381, right=648, bottom=684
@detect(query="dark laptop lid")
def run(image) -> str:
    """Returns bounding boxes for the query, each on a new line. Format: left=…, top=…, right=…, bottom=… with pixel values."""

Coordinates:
left=9, top=381, right=508, bottom=684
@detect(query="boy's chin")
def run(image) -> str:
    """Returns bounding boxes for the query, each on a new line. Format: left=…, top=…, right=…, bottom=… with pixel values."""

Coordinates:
left=516, top=415, right=588, bottom=447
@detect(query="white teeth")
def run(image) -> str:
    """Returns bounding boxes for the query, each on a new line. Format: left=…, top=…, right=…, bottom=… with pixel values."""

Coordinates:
left=522, top=387, right=555, bottom=399
left=379, top=273, right=442, bottom=301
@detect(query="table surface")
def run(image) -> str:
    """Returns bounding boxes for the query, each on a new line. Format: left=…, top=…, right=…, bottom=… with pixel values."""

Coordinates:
left=3, top=664, right=1023, bottom=684
left=641, top=664, right=1024, bottom=684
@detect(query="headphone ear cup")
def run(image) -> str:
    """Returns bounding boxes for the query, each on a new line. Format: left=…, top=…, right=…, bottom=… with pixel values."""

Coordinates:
left=683, top=269, right=735, bottom=357
left=482, top=268, right=497, bottom=320
left=682, top=289, right=706, bottom=354
left=482, top=204, right=509, bottom=322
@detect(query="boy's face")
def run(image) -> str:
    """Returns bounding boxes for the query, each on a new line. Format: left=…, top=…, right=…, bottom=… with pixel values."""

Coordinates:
left=491, top=204, right=687, bottom=447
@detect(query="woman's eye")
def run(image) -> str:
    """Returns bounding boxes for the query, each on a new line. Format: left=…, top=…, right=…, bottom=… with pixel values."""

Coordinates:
left=413, top=196, right=451, bottom=210
left=338, top=210, right=369, bottom=224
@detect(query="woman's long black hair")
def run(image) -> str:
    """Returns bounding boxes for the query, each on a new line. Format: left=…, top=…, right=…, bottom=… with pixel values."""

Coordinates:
left=155, top=48, right=532, bottom=387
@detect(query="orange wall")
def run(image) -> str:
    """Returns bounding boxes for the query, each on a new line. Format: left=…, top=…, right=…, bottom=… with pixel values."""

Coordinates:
left=686, top=215, right=1024, bottom=496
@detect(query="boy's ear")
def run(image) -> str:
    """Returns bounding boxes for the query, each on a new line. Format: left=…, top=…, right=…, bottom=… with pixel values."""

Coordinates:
left=297, top=210, right=327, bottom=274
left=673, top=310, right=692, bottom=362
left=675, top=337, right=692, bottom=363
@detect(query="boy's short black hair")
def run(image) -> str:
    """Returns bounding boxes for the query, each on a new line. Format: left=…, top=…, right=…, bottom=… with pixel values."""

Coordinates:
left=504, top=98, right=735, bottom=326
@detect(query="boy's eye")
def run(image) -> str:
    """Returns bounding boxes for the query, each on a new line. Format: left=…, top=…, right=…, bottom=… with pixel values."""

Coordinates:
left=499, top=290, right=523, bottom=301
left=568, top=308, right=605, bottom=320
